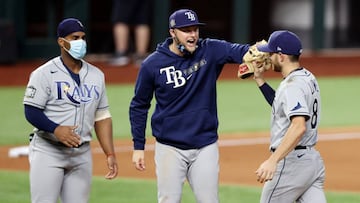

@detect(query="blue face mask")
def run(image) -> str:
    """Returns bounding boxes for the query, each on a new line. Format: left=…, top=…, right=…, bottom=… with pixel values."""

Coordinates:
left=63, top=38, right=87, bottom=60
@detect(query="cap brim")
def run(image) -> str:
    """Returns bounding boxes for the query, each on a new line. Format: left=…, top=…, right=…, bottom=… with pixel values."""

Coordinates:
left=256, top=44, right=273, bottom=53
left=173, top=23, right=206, bottom=29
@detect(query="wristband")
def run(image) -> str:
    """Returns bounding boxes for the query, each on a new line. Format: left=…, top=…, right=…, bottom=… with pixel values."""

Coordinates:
left=106, top=153, right=115, bottom=158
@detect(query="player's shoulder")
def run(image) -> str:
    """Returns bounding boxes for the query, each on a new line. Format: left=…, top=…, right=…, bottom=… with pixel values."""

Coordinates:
left=81, top=61, right=106, bottom=81
left=31, top=57, right=61, bottom=75
left=141, top=50, right=172, bottom=72
left=83, top=61, right=103, bottom=74
left=199, top=38, right=226, bottom=47
left=198, top=38, right=249, bottom=55
left=288, top=68, right=314, bottom=79
left=199, top=38, right=245, bottom=47
left=286, top=68, right=318, bottom=88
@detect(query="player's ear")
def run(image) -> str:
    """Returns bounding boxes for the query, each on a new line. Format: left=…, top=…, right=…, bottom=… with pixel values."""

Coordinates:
left=57, top=37, right=64, bottom=47
left=57, top=37, right=69, bottom=50
left=169, top=29, right=175, bottom=38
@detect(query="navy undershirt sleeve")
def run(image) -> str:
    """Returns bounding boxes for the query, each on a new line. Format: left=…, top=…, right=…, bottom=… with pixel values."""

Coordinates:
left=259, top=82, right=275, bottom=106
left=24, top=104, right=59, bottom=133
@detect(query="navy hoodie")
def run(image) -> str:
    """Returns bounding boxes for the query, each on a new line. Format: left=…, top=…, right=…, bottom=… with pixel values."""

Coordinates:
left=129, top=37, right=249, bottom=150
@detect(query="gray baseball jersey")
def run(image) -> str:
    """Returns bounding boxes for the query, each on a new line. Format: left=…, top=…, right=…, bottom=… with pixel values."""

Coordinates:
left=270, top=68, right=320, bottom=149
left=261, top=68, right=326, bottom=203
left=23, top=56, right=109, bottom=142
left=23, top=56, right=109, bottom=202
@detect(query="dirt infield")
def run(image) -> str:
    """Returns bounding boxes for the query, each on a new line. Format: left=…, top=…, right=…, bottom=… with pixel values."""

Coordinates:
left=1, top=54, right=360, bottom=192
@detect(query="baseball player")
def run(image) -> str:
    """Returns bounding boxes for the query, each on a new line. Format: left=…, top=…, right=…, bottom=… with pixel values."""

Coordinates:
left=129, top=9, right=250, bottom=203
left=23, top=18, right=118, bottom=203
left=253, top=30, right=326, bottom=202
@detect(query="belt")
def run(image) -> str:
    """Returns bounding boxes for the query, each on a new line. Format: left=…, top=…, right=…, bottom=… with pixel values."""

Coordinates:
left=51, top=140, right=89, bottom=148
left=270, top=145, right=307, bottom=152
left=31, top=132, right=89, bottom=148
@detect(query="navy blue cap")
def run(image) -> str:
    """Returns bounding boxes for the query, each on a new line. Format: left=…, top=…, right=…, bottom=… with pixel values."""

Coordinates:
left=169, top=9, right=205, bottom=29
left=57, top=18, right=85, bottom=38
left=257, top=30, right=303, bottom=55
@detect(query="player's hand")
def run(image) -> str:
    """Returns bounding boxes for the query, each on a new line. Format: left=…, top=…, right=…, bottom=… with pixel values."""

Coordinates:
left=105, top=154, right=118, bottom=179
left=252, top=61, right=268, bottom=87
left=54, top=125, right=81, bottom=147
left=253, top=61, right=266, bottom=79
left=132, top=150, right=146, bottom=171
left=255, top=159, right=277, bottom=183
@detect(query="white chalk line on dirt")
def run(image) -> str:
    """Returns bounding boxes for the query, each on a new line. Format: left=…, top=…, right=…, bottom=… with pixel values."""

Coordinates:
left=92, top=132, right=360, bottom=154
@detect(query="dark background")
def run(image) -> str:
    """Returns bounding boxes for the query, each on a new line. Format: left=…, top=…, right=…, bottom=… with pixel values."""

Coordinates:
left=1, top=0, right=359, bottom=61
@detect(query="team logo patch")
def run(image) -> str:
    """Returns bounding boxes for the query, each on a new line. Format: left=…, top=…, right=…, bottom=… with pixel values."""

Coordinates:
left=290, top=102, right=303, bottom=111
left=25, top=86, right=36, bottom=98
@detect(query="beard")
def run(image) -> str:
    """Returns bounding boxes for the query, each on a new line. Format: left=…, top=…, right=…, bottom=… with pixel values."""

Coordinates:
left=173, top=35, right=197, bottom=54
left=273, top=63, right=282, bottom=72
left=272, top=57, right=282, bottom=72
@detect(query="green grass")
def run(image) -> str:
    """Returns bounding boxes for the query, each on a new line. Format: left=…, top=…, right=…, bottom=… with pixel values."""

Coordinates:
left=1, top=170, right=359, bottom=203
left=2, top=77, right=359, bottom=145
left=1, top=77, right=360, bottom=202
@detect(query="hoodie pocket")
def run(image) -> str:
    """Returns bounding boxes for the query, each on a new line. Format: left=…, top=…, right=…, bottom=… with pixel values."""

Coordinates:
left=159, top=109, right=217, bottom=145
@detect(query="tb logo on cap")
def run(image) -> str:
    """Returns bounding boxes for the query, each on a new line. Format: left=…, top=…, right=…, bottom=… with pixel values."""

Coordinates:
left=185, top=11, right=196, bottom=21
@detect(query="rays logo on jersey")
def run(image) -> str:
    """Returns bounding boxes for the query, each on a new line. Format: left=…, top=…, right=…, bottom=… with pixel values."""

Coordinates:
left=290, top=102, right=303, bottom=111
left=56, top=81, right=100, bottom=104
left=160, top=59, right=206, bottom=88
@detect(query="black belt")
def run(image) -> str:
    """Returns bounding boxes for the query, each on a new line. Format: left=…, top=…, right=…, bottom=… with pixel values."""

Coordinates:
left=30, top=133, right=88, bottom=148
left=52, top=140, right=89, bottom=148
left=270, top=145, right=307, bottom=152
